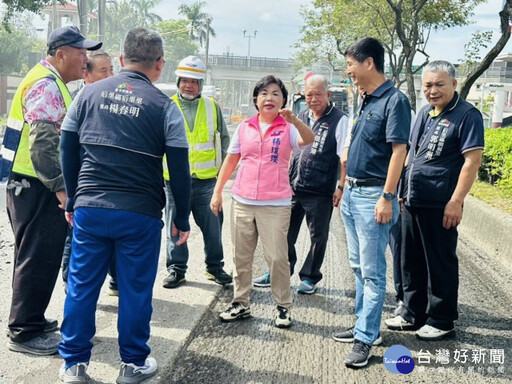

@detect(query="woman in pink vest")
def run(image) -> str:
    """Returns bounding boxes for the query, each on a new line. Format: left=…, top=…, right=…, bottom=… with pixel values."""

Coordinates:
left=210, top=75, right=314, bottom=328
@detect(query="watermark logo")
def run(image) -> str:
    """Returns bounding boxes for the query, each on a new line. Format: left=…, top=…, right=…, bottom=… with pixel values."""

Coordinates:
left=383, top=345, right=415, bottom=374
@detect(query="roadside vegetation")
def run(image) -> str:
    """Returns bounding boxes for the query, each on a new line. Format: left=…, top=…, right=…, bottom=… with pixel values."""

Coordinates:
left=471, top=126, right=512, bottom=215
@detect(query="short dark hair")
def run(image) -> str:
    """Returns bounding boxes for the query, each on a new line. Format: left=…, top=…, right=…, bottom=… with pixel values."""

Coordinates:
left=344, top=37, right=385, bottom=73
left=123, top=28, right=163, bottom=69
left=252, top=75, right=288, bottom=111
left=86, top=50, right=112, bottom=73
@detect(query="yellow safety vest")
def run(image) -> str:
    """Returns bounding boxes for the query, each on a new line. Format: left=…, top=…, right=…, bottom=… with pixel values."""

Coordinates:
left=164, top=95, right=218, bottom=180
left=9, top=63, right=72, bottom=178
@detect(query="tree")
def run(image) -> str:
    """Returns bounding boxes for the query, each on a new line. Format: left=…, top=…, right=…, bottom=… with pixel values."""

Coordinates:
left=153, top=19, right=198, bottom=82
left=178, top=1, right=216, bottom=48
left=131, top=0, right=162, bottom=27
left=458, top=31, right=493, bottom=78
left=1, top=0, right=61, bottom=30
left=296, top=0, right=486, bottom=110
left=95, top=0, right=163, bottom=54
left=0, top=24, right=44, bottom=75
left=459, top=0, right=512, bottom=100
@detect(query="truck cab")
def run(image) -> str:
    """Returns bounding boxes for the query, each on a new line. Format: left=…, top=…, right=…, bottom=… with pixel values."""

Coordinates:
left=291, top=93, right=307, bottom=115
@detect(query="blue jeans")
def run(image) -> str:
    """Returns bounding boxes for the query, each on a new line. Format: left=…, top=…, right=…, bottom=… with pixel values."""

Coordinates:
left=341, top=185, right=398, bottom=346
left=59, top=207, right=162, bottom=367
left=165, top=178, right=224, bottom=274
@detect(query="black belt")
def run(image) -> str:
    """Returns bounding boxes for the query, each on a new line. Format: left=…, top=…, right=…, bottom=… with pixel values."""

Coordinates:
left=346, top=177, right=386, bottom=188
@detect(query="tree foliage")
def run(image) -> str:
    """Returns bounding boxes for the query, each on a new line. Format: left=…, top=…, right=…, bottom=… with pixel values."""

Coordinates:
left=296, top=0, right=485, bottom=110
left=154, top=19, right=199, bottom=82
left=458, top=31, right=493, bottom=78
left=83, top=0, right=163, bottom=55
left=459, top=0, right=512, bottom=100
left=1, top=0, right=63, bottom=30
left=0, top=28, right=39, bottom=74
left=0, top=0, right=197, bottom=78
left=178, top=1, right=216, bottom=48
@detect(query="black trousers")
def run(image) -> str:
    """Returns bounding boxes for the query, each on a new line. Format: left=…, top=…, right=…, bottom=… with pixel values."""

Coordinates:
left=287, top=191, right=333, bottom=284
left=6, top=174, right=68, bottom=342
left=389, top=216, right=403, bottom=301
left=399, top=205, right=459, bottom=330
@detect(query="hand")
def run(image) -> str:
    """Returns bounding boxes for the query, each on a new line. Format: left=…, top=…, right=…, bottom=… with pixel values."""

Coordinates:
left=56, top=191, right=67, bottom=210
left=332, top=188, right=343, bottom=207
left=279, top=108, right=296, bottom=123
left=210, top=191, right=223, bottom=216
left=374, top=197, right=392, bottom=224
left=172, top=223, right=190, bottom=246
left=398, top=197, right=404, bottom=213
left=443, top=200, right=463, bottom=229
left=65, top=211, right=74, bottom=227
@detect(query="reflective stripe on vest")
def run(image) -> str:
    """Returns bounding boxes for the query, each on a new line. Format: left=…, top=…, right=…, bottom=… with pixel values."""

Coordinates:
left=0, top=117, right=23, bottom=162
left=3, top=63, right=71, bottom=178
left=166, top=94, right=218, bottom=180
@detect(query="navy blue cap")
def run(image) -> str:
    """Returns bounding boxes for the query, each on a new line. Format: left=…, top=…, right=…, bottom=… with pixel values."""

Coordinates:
left=48, top=26, right=102, bottom=51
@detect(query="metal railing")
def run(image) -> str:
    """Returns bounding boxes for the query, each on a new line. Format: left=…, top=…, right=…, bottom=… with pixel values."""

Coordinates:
left=207, top=55, right=293, bottom=69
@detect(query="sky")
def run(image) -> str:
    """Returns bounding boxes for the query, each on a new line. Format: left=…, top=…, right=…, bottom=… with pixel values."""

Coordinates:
left=152, top=0, right=512, bottom=64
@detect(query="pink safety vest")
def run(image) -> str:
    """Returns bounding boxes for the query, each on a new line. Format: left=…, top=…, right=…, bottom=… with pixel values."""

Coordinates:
left=231, top=115, right=293, bottom=200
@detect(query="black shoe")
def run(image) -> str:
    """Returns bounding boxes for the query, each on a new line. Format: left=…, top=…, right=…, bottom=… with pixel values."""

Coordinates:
left=8, top=332, right=61, bottom=356
left=163, top=270, right=186, bottom=289
left=108, top=281, right=119, bottom=296
left=44, top=318, right=59, bottom=333
left=205, top=268, right=232, bottom=285
left=344, top=339, right=372, bottom=368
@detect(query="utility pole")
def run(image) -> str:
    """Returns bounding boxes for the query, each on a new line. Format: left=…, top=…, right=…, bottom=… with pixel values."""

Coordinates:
left=77, top=0, right=88, bottom=35
left=243, top=29, right=257, bottom=67
left=205, top=17, right=211, bottom=85
left=52, top=0, right=59, bottom=31
left=98, top=0, right=106, bottom=43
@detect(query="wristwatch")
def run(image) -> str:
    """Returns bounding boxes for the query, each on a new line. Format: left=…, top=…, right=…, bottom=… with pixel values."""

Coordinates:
left=382, top=192, right=395, bottom=201
left=337, top=185, right=344, bottom=191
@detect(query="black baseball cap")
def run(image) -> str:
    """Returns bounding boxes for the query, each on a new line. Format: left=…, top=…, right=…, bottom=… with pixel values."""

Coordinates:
left=48, top=26, right=102, bottom=51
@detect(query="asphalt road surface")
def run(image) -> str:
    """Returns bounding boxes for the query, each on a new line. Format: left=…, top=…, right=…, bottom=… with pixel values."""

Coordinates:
left=160, top=211, right=512, bottom=384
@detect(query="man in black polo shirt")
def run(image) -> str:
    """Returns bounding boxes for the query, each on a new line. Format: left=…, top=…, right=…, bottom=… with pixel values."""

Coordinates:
left=385, top=60, right=484, bottom=341
left=332, top=37, right=411, bottom=368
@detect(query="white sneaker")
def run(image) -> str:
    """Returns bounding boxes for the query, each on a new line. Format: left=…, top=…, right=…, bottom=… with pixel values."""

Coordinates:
left=219, top=302, right=251, bottom=322
left=274, top=306, right=292, bottom=328
left=384, top=315, right=417, bottom=331
left=116, top=357, right=157, bottom=384
left=59, top=362, right=88, bottom=383
left=393, top=300, right=405, bottom=316
left=415, top=325, right=455, bottom=340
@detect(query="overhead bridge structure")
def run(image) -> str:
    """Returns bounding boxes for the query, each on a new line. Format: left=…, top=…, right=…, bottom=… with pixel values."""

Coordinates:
left=207, top=55, right=295, bottom=82
left=203, top=55, right=297, bottom=118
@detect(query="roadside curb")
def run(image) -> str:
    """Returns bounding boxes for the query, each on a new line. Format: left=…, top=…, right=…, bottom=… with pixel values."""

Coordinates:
left=459, top=195, right=512, bottom=273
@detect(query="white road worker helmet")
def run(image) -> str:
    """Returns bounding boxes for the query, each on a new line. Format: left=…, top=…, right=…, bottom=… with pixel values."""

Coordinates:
left=175, top=56, right=207, bottom=80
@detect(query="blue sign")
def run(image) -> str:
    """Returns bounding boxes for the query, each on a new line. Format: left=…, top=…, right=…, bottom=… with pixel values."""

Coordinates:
left=383, top=345, right=415, bottom=374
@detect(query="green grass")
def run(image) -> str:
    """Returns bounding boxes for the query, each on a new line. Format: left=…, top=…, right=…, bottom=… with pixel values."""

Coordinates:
left=470, top=180, right=512, bottom=215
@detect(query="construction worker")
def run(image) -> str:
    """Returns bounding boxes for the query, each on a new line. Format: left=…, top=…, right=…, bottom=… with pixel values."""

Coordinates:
left=163, top=56, right=232, bottom=288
